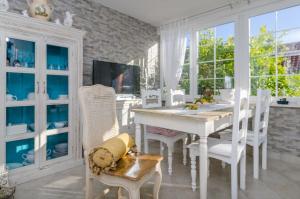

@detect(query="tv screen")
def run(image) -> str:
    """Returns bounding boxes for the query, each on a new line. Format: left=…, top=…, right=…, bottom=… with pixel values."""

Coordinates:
left=93, top=60, right=140, bottom=95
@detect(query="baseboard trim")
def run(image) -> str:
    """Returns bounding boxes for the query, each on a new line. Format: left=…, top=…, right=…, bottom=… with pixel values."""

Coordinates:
left=10, top=159, right=84, bottom=185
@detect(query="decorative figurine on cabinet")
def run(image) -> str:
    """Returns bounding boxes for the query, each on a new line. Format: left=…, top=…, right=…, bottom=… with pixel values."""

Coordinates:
left=0, top=0, right=9, bottom=12
left=55, top=18, right=62, bottom=25
left=63, top=11, right=75, bottom=27
left=27, top=0, right=54, bottom=21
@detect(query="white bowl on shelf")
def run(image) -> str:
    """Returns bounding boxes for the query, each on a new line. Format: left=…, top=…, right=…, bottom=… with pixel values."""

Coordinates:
left=54, top=143, right=68, bottom=153
left=58, top=95, right=68, bottom=100
left=6, top=124, right=27, bottom=135
left=54, top=122, right=66, bottom=129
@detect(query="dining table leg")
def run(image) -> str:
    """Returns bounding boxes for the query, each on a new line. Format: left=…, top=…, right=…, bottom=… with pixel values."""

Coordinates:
left=199, top=136, right=208, bottom=199
left=135, top=123, right=142, bottom=152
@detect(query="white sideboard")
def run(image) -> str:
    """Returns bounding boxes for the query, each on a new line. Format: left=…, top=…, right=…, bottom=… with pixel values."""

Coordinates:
left=0, top=11, right=85, bottom=184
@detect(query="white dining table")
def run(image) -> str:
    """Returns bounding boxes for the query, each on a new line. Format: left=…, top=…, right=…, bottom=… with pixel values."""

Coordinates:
left=133, top=104, right=253, bottom=199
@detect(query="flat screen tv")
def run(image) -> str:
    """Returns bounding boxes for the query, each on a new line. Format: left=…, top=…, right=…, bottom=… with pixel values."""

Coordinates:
left=92, top=60, right=140, bottom=96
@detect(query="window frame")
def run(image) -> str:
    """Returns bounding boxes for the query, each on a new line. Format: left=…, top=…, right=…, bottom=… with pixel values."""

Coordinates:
left=171, top=0, right=300, bottom=102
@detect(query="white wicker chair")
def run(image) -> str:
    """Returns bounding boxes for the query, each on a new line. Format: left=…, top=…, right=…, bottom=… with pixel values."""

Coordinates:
left=79, top=85, right=162, bottom=199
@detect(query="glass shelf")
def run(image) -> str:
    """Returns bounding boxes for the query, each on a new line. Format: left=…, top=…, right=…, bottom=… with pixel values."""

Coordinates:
left=6, top=38, right=35, bottom=68
left=47, top=104, right=68, bottom=130
left=46, top=133, right=68, bottom=160
left=47, top=45, right=68, bottom=71
left=6, top=138, right=35, bottom=170
left=6, top=106, right=35, bottom=135
left=6, top=73, right=35, bottom=102
left=47, top=75, right=68, bottom=100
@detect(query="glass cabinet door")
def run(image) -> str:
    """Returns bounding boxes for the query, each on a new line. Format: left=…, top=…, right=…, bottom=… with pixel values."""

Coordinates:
left=43, top=43, right=71, bottom=164
left=4, top=36, right=38, bottom=171
left=6, top=38, right=35, bottom=68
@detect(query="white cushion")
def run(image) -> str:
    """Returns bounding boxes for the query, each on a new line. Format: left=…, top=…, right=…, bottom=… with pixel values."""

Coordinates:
left=208, top=138, right=244, bottom=158
left=188, top=137, right=244, bottom=158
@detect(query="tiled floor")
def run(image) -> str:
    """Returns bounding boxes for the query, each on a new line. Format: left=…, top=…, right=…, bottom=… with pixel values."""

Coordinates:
left=15, top=141, right=300, bottom=199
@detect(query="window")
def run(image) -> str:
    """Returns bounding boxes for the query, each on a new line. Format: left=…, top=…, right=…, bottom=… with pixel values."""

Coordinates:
left=178, top=34, right=190, bottom=94
left=197, top=23, right=235, bottom=95
left=250, top=5, right=300, bottom=97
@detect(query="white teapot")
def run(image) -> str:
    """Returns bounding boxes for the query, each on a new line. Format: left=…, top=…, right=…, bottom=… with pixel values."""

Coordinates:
left=27, top=0, right=54, bottom=21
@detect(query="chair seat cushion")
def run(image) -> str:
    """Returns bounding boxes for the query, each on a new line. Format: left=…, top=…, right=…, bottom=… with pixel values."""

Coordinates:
left=188, top=137, right=244, bottom=158
left=208, top=138, right=243, bottom=158
left=146, top=126, right=180, bottom=137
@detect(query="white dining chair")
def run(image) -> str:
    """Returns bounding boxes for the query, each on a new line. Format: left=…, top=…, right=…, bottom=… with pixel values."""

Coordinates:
left=79, top=85, right=162, bottom=199
left=166, top=89, right=186, bottom=107
left=220, top=89, right=271, bottom=179
left=142, top=89, right=188, bottom=175
left=188, top=88, right=250, bottom=199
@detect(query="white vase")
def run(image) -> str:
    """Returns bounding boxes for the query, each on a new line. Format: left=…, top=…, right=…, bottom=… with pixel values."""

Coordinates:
left=27, top=0, right=54, bottom=21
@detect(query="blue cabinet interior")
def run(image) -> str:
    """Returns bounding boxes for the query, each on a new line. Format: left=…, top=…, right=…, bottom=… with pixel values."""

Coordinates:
left=7, top=73, right=35, bottom=101
left=47, top=104, right=68, bottom=129
left=4, top=39, right=71, bottom=168
left=46, top=133, right=68, bottom=160
left=6, top=106, right=35, bottom=132
left=6, top=138, right=34, bottom=170
left=6, top=38, right=35, bottom=68
left=47, top=45, right=68, bottom=71
left=47, top=75, right=68, bottom=100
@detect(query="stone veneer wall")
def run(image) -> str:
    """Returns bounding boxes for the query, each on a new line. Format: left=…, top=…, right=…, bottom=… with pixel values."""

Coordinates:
left=268, top=107, right=300, bottom=163
left=8, top=0, right=160, bottom=87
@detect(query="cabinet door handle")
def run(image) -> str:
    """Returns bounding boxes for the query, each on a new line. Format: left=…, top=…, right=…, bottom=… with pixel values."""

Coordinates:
left=37, top=81, right=40, bottom=94
left=43, top=82, right=46, bottom=94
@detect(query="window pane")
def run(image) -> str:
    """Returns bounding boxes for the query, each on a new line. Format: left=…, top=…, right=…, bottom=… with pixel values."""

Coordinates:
left=250, top=12, right=276, bottom=37
left=251, top=76, right=276, bottom=96
left=198, top=79, right=214, bottom=95
left=277, top=5, right=300, bottom=31
left=216, top=23, right=234, bottom=60
left=199, top=29, right=214, bottom=45
left=278, top=75, right=300, bottom=96
left=199, top=45, right=214, bottom=62
left=178, top=34, right=190, bottom=94
left=250, top=56, right=276, bottom=76
left=250, top=32, right=276, bottom=57
left=277, top=29, right=300, bottom=50
left=198, top=62, right=214, bottom=79
left=277, top=55, right=300, bottom=75
left=178, top=64, right=190, bottom=94
left=198, top=22, right=235, bottom=95
left=216, top=60, right=234, bottom=78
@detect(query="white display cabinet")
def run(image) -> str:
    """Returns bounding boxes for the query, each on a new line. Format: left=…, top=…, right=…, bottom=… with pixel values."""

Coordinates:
left=0, top=11, right=85, bottom=183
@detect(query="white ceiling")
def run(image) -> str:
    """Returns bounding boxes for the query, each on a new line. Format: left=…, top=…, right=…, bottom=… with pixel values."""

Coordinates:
left=95, top=0, right=232, bottom=26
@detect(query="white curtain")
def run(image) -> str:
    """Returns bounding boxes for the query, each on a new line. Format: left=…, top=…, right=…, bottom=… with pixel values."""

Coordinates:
left=160, top=20, right=188, bottom=91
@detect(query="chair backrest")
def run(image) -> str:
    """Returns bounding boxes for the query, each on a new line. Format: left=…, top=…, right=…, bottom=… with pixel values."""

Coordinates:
left=253, top=89, right=271, bottom=138
left=78, top=85, right=119, bottom=152
left=231, top=88, right=250, bottom=161
left=141, top=89, right=162, bottom=108
left=167, top=89, right=186, bottom=107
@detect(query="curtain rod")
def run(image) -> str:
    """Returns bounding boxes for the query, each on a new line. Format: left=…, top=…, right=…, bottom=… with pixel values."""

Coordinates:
left=160, top=0, right=251, bottom=27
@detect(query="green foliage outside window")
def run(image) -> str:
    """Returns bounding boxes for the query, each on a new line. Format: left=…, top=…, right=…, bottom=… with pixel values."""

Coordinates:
left=179, top=25, right=300, bottom=97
